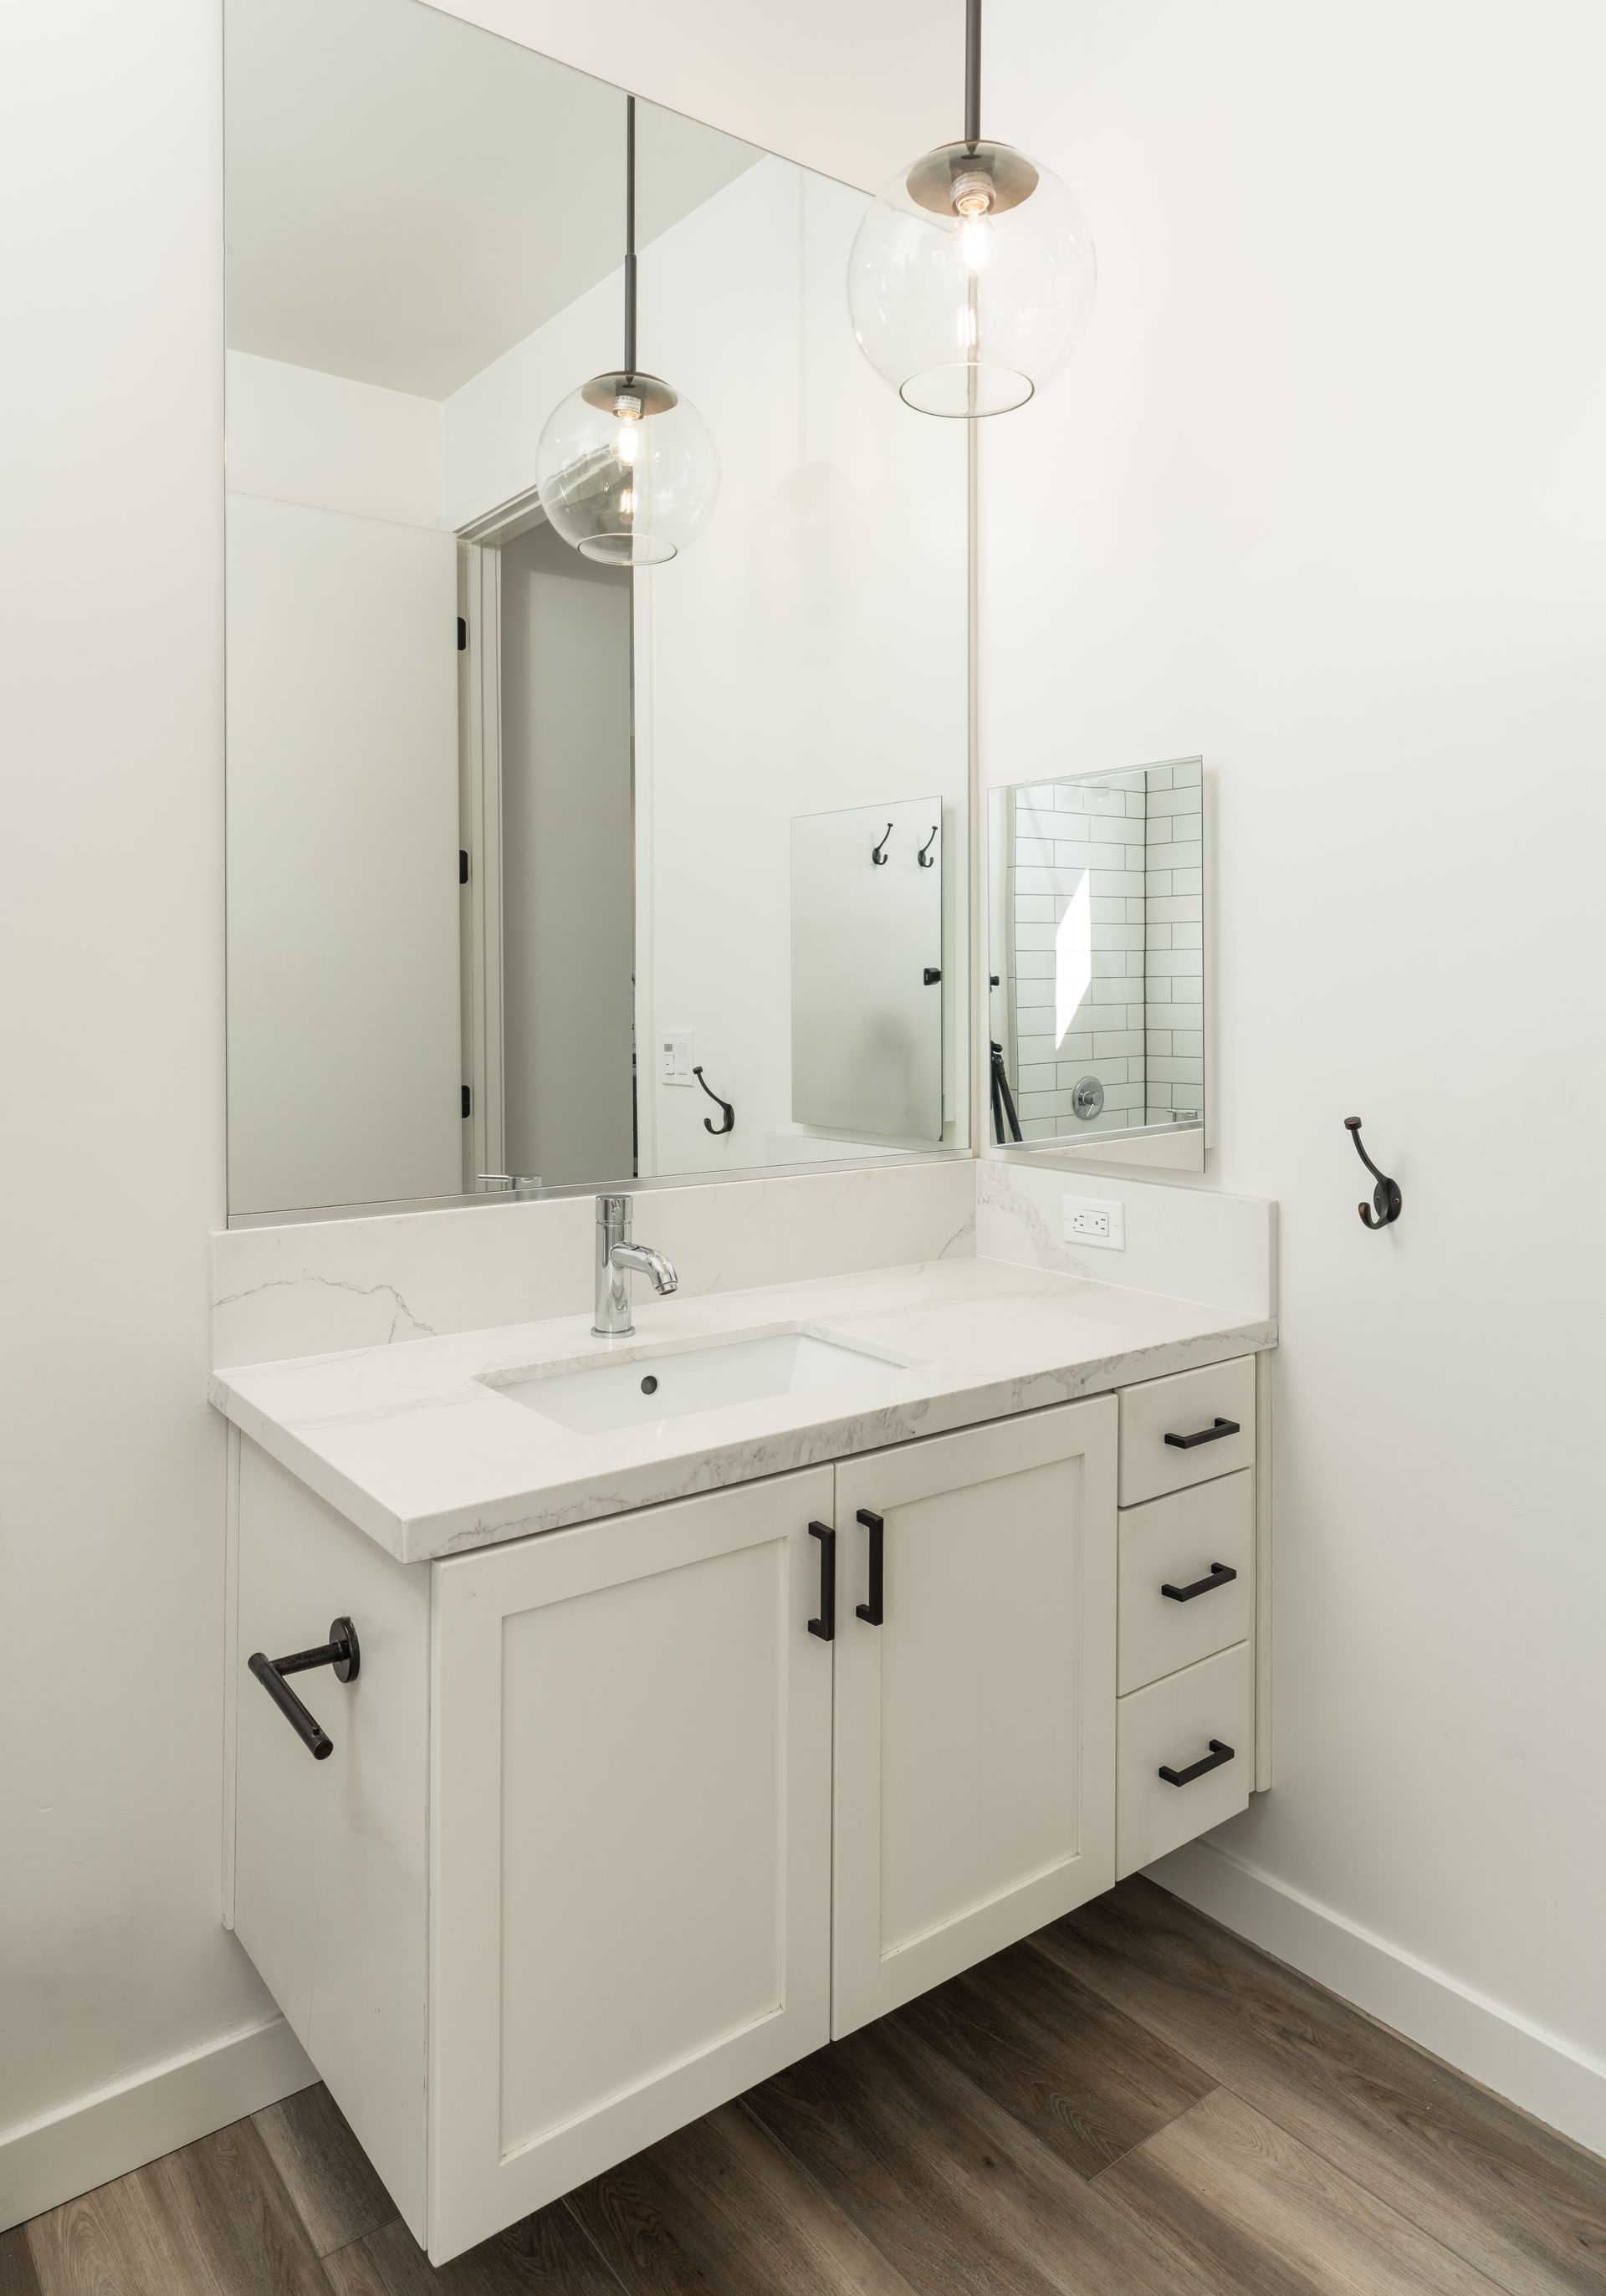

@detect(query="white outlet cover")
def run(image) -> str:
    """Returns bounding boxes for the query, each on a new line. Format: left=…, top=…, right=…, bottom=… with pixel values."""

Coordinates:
left=660, top=1030, right=694, bottom=1085
left=1062, top=1194, right=1125, bottom=1250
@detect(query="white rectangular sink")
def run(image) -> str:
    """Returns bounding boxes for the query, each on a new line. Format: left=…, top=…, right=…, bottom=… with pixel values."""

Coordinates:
left=491, top=1328, right=915, bottom=1437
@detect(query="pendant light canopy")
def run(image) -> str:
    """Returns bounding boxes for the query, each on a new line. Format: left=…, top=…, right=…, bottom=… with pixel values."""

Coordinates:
left=537, top=96, right=719, bottom=563
left=847, top=0, right=1095, bottom=417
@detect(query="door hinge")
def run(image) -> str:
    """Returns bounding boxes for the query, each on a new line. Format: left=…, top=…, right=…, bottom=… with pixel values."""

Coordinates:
left=457, top=616, right=467, bottom=652
left=461, top=1085, right=472, bottom=1119
left=458, top=848, right=469, bottom=885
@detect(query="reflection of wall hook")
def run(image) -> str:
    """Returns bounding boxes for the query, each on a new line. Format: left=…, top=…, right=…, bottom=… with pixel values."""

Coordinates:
left=871, top=823, right=893, bottom=866
left=1345, top=1117, right=1401, bottom=1228
left=917, top=826, right=938, bottom=868
left=693, top=1066, right=735, bottom=1136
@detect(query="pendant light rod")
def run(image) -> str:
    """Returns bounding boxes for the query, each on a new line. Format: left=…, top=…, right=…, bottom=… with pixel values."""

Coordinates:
left=623, top=92, right=638, bottom=380
left=964, top=0, right=982, bottom=146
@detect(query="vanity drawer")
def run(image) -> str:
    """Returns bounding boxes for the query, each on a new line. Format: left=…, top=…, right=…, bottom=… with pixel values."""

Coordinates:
left=1116, top=1641, right=1251, bottom=1879
left=1118, top=1470, right=1252, bottom=1695
left=1118, top=1355, right=1255, bottom=1506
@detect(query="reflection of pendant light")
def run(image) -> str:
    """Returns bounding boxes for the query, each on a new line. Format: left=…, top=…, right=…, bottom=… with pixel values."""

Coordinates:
left=847, top=0, right=1095, bottom=417
left=537, top=95, right=719, bottom=562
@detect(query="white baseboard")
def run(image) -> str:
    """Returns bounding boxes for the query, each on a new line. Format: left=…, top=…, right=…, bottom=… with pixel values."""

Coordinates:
left=0, top=2015, right=316, bottom=2233
left=1148, top=1837, right=1606, bottom=2161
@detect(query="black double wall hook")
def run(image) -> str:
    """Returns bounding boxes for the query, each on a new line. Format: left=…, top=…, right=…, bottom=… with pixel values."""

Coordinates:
left=693, top=1066, right=735, bottom=1135
left=1345, top=1117, right=1402, bottom=1229
left=871, top=823, right=893, bottom=866
left=917, top=826, right=939, bottom=867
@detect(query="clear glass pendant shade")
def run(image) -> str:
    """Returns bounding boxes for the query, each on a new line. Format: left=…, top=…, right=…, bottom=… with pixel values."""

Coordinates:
left=847, top=140, right=1096, bottom=417
left=536, top=371, right=719, bottom=565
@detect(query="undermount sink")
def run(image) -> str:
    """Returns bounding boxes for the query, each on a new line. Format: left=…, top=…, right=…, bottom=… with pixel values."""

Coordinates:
left=491, top=1328, right=917, bottom=1436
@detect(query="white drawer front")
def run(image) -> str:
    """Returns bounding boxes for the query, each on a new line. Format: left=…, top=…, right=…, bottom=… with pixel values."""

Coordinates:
left=1118, top=1470, right=1253, bottom=1695
left=1116, top=1641, right=1252, bottom=1879
left=1118, top=1355, right=1256, bottom=1506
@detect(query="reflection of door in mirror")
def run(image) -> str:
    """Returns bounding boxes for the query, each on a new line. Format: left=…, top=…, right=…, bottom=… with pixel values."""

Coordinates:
left=498, top=527, right=634, bottom=1191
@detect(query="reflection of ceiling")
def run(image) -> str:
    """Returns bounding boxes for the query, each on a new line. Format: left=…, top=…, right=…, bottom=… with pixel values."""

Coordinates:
left=225, top=0, right=762, bottom=399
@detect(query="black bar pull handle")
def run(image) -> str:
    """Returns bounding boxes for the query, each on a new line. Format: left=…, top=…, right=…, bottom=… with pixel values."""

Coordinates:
left=855, top=1508, right=884, bottom=1626
left=807, top=1523, right=836, bottom=1641
left=248, top=1617, right=360, bottom=1762
left=1164, top=1416, right=1240, bottom=1451
left=1161, top=1562, right=1238, bottom=1603
left=1158, top=1739, right=1235, bottom=1788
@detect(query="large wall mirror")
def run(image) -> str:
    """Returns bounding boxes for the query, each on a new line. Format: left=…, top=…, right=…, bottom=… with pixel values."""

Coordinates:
left=224, top=0, right=969, bottom=1220
left=985, top=762, right=1209, bottom=1174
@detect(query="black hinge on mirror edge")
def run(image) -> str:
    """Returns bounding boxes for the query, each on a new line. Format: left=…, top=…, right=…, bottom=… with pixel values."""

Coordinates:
left=458, top=848, right=469, bottom=885
left=461, top=1085, right=471, bottom=1119
left=457, top=616, right=467, bottom=651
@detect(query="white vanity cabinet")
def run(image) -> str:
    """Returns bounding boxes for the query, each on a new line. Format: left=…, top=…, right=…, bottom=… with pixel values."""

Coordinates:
left=427, top=1470, right=836, bottom=2259
left=230, top=1366, right=1262, bottom=2266
left=1113, top=1354, right=1261, bottom=1877
left=831, top=1404, right=1115, bottom=2036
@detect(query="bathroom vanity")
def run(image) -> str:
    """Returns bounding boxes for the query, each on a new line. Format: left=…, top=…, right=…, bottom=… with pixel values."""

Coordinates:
left=211, top=2, right=1266, bottom=2260
left=215, top=1252, right=1271, bottom=2263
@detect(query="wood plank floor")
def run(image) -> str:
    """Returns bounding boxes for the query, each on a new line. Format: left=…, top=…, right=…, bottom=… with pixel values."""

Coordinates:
left=16, top=1878, right=1606, bottom=2296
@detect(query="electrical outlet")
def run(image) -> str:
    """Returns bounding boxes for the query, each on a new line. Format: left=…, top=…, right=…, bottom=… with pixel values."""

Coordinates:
left=1062, top=1194, right=1125, bottom=1250
left=660, top=1030, right=693, bottom=1085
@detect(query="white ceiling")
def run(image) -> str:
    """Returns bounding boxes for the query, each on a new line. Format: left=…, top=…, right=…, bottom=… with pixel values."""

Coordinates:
left=416, top=0, right=966, bottom=197
left=225, top=0, right=763, bottom=399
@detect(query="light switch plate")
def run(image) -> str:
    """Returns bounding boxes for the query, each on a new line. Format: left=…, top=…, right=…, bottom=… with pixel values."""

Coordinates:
left=1062, top=1194, right=1125, bottom=1250
left=660, top=1030, right=693, bottom=1085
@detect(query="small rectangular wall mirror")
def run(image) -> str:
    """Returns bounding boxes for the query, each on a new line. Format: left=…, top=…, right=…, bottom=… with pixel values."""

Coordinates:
left=985, top=761, right=1209, bottom=1174
left=222, top=0, right=969, bottom=1220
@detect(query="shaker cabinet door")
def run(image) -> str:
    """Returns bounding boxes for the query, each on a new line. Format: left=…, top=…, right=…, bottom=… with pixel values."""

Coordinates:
left=830, top=1399, right=1118, bottom=2038
left=427, top=1469, right=835, bottom=2263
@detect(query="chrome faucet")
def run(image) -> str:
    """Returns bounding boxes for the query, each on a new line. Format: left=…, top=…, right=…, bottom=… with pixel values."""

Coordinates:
left=593, top=1194, right=678, bottom=1337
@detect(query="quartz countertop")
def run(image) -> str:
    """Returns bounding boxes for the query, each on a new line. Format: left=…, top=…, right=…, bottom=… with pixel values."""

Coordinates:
left=208, top=1257, right=1276, bottom=1565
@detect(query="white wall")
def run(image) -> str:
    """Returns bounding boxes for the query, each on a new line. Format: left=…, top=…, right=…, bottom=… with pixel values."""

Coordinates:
left=985, top=0, right=1606, bottom=2145
left=225, top=495, right=462, bottom=1214
left=0, top=0, right=313, bottom=2230
left=225, top=355, right=462, bottom=1216
left=226, top=350, right=442, bottom=527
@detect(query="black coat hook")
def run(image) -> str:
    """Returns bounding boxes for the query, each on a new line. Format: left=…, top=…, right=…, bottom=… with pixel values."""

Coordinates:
left=693, top=1066, right=734, bottom=1135
left=871, top=823, right=893, bottom=866
left=1345, top=1117, right=1401, bottom=1229
left=917, top=826, right=938, bottom=867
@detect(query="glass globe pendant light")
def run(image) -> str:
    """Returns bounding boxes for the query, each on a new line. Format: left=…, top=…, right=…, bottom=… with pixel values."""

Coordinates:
left=847, top=0, right=1096, bottom=417
left=537, top=95, right=719, bottom=563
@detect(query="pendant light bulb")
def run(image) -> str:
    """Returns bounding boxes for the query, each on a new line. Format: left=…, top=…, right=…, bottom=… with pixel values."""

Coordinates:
left=537, top=98, right=719, bottom=562
left=846, top=0, right=1095, bottom=417
left=957, top=213, right=992, bottom=274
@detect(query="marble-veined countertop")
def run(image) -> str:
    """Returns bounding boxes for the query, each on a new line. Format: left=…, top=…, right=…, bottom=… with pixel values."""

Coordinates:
left=208, top=1255, right=1275, bottom=1564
